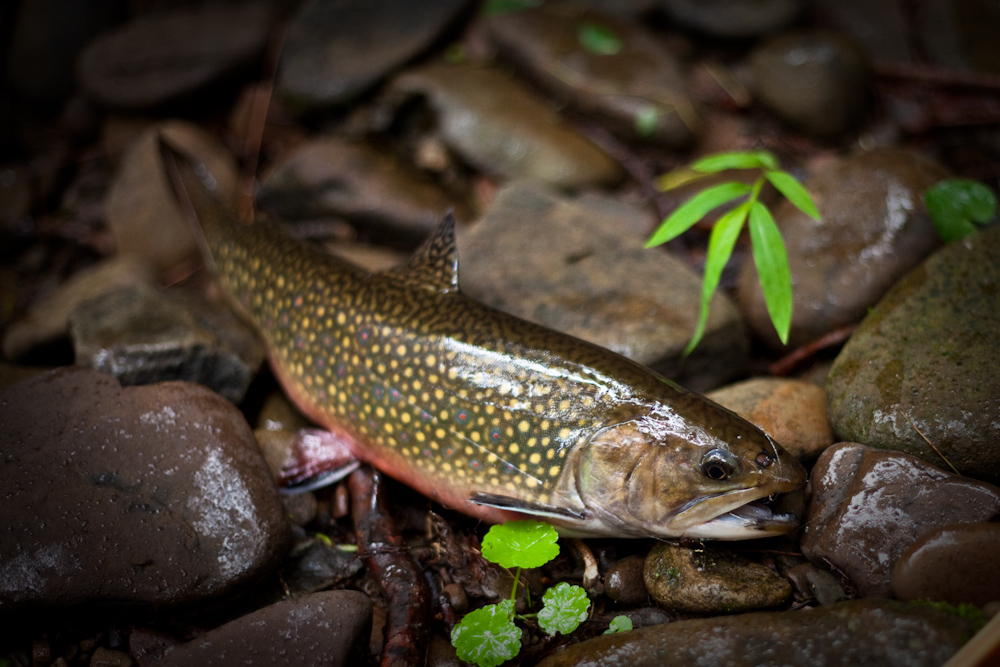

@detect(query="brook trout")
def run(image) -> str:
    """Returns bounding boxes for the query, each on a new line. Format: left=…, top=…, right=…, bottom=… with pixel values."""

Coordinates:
left=163, top=144, right=805, bottom=539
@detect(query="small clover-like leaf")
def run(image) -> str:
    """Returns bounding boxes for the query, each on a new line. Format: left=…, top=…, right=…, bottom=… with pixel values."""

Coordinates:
left=481, top=520, right=559, bottom=569
left=603, top=615, right=633, bottom=635
left=925, top=178, right=997, bottom=243
left=646, top=181, right=752, bottom=247
left=577, top=20, right=622, bottom=55
left=748, top=201, right=792, bottom=345
left=691, top=150, right=779, bottom=173
left=765, top=170, right=820, bottom=221
left=538, top=583, right=590, bottom=636
left=451, top=600, right=521, bottom=667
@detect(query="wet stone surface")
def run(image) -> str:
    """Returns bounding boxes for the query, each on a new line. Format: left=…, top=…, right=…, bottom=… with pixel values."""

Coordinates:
left=69, top=284, right=265, bottom=405
left=604, top=554, right=648, bottom=605
left=158, top=590, right=373, bottom=667
left=0, top=368, right=288, bottom=612
left=801, top=442, right=1000, bottom=597
left=827, top=225, right=1000, bottom=484
left=659, top=0, right=801, bottom=38
left=738, top=147, right=950, bottom=349
left=458, top=181, right=748, bottom=391
left=643, top=542, right=791, bottom=614
left=534, top=598, right=979, bottom=667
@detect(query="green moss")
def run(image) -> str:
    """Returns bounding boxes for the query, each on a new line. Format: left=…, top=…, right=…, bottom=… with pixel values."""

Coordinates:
left=915, top=600, right=987, bottom=631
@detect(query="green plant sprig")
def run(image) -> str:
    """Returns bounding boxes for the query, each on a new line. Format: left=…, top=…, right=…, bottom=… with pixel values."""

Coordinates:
left=451, top=520, right=631, bottom=666
left=646, top=149, right=820, bottom=354
left=925, top=178, right=997, bottom=243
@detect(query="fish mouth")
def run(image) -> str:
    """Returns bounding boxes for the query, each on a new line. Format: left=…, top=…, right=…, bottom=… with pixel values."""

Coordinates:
left=679, top=498, right=800, bottom=540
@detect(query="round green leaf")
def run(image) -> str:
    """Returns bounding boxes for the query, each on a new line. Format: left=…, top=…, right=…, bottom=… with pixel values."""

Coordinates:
left=451, top=600, right=521, bottom=667
left=481, top=520, right=559, bottom=569
left=925, top=178, right=997, bottom=243
left=538, top=583, right=590, bottom=636
left=604, top=615, right=633, bottom=635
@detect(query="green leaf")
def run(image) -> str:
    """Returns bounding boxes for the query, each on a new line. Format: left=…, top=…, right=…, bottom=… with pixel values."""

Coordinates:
left=481, top=520, right=559, bottom=569
left=537, top=583, right=590, bottom=635
left=685, top=201, right=750, bottom=355
left=925, top=178, right=997, bottom=242
left=691, top=150, right=779, bottom=174
left=634, top=106, right=661, bottom=138
left=765, top=170, right=820, bottom=221
left=577, top=21, right=622, bottom=55
left=645, top=181, right=752, bottom=248
left=654, top=166, right=713, bottom=192
left=483, top=0, right=541, bottom=15
left=748, top=201, right=792, bottom=345
left=604, top=615, right=633, bottom=635
left=451, top=600, right=521, bottom=667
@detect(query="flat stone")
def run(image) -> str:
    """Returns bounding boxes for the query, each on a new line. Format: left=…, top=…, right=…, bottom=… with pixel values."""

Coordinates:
left=78, top=3, right=274, bottom=108
left=69, top=284, right=265, bottom=404
left=387, top=63, right=622, bottom=189
left=738, top=148, right=950, bottom=349
left=3, top=255, right=155, bottom=361
left=158, top=590, right=372, bottom=667
left=892, top=522, right=1000, bottom=607
left=279, top=539, right=364, bottom=597
left=785, top=563, right=847, bottom=605
left=827, top=225, right=1000, bottom=483
left=256, top=137, right=469, bottom=245
left=104, top=120, right=239, bottom=273
left=458, top=182, right=748, bottom=391
left=801, top=442, right=1000, bottom=597
left=750, top=30, right=871, bottom=137
left=486, top=5, right=699, bottom=148
left=535, top=598, right=978, bottom=667
left=659, top=0, right=801, bottom=38
left=643, top=542, right=791, bottom=614
left=707, top=378, right=834, bottom=462
left=276, top=0, right=471, bottom=110
left=0, top=368, right=288, bottom=613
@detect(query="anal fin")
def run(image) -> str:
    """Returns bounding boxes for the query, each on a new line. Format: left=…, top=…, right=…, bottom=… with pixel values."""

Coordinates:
left=469, top=492, right=590, bottom=521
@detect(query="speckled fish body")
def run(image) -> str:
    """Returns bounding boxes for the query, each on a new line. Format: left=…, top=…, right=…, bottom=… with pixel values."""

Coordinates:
left=165, top=146, right=806, bottom=539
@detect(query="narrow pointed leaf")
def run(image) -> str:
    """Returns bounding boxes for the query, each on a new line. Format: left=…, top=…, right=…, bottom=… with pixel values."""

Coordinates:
left=691, top=150, right=779, bottom=174
left=748, top=201, right=792, bottom=345
left=646, top=182, right=751, bottom=248
left=654, top=166, right=713, bottom=192
left=765, top=170, right=820, bottom=220
left=684, top=202, right=750, bottom=355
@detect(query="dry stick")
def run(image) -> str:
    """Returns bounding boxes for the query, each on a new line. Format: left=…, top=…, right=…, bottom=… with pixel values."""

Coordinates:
left=768, top=324, right=857, bottom=377
left=349, top=467, right=431, bottom=667
left=902, top=413, right=960, bottom=475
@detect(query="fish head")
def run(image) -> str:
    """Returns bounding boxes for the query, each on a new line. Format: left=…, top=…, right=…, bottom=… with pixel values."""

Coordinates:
left=574, top=398, right=806, bottom=540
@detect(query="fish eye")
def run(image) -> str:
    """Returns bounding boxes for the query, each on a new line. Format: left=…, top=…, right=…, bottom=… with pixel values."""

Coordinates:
left=701, top=449, right=738, bottom=481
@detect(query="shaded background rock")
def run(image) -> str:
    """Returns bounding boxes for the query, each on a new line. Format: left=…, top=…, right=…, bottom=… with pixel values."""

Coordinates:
left=801, top=442, right=1000, bottom=597
left=738, top=148, right=949, bottom=349
left=459, top=181, right=748, bottom=391
left=659, top=0, right=801, bottom=38
left=827, top=225, right=1000, bottom=483
left=276, top=0, right=471, bottom=110
left=0, top=368, right=288, bottom=613
left=78, top=2, right=274, bottom=109
left=486, top=4, right=699, bottom=148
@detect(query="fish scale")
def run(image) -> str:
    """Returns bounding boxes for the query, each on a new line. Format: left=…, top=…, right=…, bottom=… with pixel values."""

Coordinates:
left=164, top=143, right=807, bottom=539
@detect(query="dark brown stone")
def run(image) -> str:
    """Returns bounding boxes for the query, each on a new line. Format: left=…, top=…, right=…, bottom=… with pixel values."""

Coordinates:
left=892, top=522, right=1000, bottom=607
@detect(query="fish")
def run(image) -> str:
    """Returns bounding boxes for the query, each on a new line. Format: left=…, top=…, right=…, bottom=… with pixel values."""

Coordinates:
left=161, top=143, right=806, bottom=540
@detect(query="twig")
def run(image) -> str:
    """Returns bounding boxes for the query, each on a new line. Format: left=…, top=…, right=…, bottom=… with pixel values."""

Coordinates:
left=349, top=467, right=431, bottom=667
left=768, top=324, right=857, bottom=377
left=902, top=413, right=959, bottom=474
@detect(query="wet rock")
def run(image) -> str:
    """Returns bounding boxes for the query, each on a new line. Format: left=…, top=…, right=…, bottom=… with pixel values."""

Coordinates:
left=257, top=137, right=469, bottom=244
left=69, top=284, right=265, bottom=404
left=827, top=225, right=1000, bottom=483
left=643, top=542, right=791, bottom=614
left=387, top=64, right=622, bottom=189
left=78, top=3, right=274, bottom=109
left=90, top=647, right=132, bottom=667
left=915, top=0, right=1000, bottom=75
left=785, top=563, right=847, bottom=605
left=535, top=598, right=978, bottom=667
left=0, top=362, right=51, bottom=389
left=605, top=555, right=648, bottom=605
left=750, top=31, right=871, bottom=137
left=486, top=5, right=699, bottom=148
left=283, top=492, right=318, bottom=527
left=659, top=0, right=801, bottom=38
left=892, top=522, right=1000, bottom=607
left=104, top=120, right=239, bottom=273
left=458, top=182, right=747, bottom=391
left=0, top=368, right=288, bottom=612
left=738, top=148, right=950, bottom=349
left=427, top=634, right=463, bottom=667
left=280, top=539, right=363, bottom=596
left=276, top=0, right=471, bottom=110
left=811, top=0, right=914, bottom=64
left=3, top=256, right=155, bottom=361
left=5, top=0, right=119, bottom=109
left=707, top=378, right=834, bottom=462
left=801, top=442, right=1000, bottom=597
left=159, top=590, right=372, bottom=667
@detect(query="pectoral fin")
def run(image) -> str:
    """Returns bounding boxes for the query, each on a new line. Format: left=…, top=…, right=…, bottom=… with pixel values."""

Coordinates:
left=469, top=492, right=590, bottom=521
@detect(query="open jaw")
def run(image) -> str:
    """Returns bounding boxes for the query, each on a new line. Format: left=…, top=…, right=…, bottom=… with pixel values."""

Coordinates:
left=670, top=488, right=802, bottom=540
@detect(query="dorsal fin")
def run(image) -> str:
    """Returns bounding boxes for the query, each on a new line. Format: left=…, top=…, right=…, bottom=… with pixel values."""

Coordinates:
left=388, top=212, right=460, bottom=294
